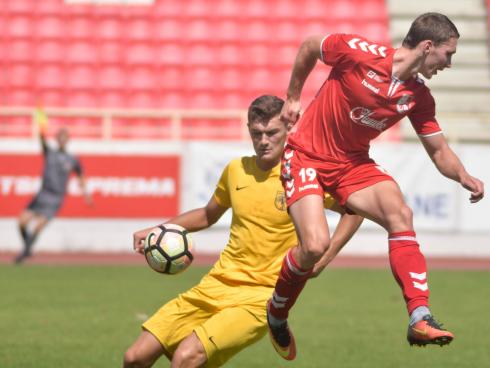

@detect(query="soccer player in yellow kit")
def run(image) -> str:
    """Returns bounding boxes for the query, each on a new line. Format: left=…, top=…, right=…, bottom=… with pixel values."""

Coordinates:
left=123, top=95, right=363, bottom=368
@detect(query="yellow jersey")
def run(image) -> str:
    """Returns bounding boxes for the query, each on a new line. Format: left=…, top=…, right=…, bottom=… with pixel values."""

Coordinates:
left=208, top=156, right=335, bottom=288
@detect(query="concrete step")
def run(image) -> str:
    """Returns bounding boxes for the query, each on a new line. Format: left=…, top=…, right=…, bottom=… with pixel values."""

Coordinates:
left=422, top=66, right=490, bottom=89
left=387, top=0, right=486, bottom=17
left=390, top=18, right=488, bottom=42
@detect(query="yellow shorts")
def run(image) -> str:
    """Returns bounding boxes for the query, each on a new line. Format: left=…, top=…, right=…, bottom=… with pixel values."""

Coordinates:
left=142, top=275, right=272, bottom=367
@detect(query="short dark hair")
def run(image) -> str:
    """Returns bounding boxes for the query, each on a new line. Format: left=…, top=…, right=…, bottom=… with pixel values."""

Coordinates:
left=247, top=95, right=284, bottom=125
left=402, top=12, right=459, bottom=49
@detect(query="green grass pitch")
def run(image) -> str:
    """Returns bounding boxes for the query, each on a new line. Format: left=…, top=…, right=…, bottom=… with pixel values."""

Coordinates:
left=1, top=265, right=489, bottom=367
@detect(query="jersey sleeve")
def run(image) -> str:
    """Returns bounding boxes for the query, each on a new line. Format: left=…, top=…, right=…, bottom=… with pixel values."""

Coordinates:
left=213, top=163, right=232, bottom=209
left=408, top=88, right=442, bottom=137
left=320, top=33, right=364, bottom=68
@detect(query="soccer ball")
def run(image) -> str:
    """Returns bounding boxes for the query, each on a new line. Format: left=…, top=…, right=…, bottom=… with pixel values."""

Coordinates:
left=143, top=224, right=194, bottom=275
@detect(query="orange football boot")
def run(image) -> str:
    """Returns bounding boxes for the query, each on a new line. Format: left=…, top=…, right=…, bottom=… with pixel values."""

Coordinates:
left=266, top=299, right=297, bottom=360
left=407, top=315, right=454, bottom=347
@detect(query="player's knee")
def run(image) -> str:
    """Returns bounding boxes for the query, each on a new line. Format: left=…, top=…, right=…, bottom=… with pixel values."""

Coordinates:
left=172, top=341, right=206, bottom=368
left=123, top=348, right=151, bottom=368
left=398, top=205, right=413, bottom=227
left=172, top=349, right=206, bottom=367
left=301, top=232, right=330, bottom=263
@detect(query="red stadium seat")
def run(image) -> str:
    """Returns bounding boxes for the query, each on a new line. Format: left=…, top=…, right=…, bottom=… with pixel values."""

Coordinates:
left=157, top=43, right=185, bottom=66
left=67, top=65, right=97, bottom=89
left=126, top=18, right=154, bottom=42
left=127, top=67, right=157, bottom=90
left=126, top=43, right=156, bottom=65
left=35, top=65, right=64, bottom=89
left=67, top=41, right=98, bottom=64
left=2, top=0, right=390, bottom=137
left=7, top=65, right=33, bottom=88
left=7, top=15, right=33, bottom=38
left=98, top=17, right=123, bottom=41
left=99, top=66, right=127, bottom=89
left=67, top=16, right=95, bottom=40
left=35, top=41, right=65, bottom=63
left=7, top=40, right=34, bottom=62
left=36, top=16, right=65, bottom=40
left=160, top=67, right=184, bottom=90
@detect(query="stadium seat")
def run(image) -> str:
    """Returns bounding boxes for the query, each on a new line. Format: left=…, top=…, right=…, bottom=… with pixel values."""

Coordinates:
left=98, top=66, right=127, bottom=89
left=36, top=41, right=65, bottom=63
left=186, top=44, right=216, bottom=66
left=126, top=43, right=156, bottom=65
left=8, top=88, right=35, bottom=106
left=7, top=65, right=33, bottom=88
left=67, top=16, right=95, bottom=40
left=160, top=67, right=184, bottom=90
left=67, top=41, right=98, bottom=64
left=126, top=18, right=154, bottom=42
left=99, top=91, right=127, bottom=108
left=36, top=16, right=65, bottom=40
left=98, top=17, right=123, bottom=41
left=68, top=65, right=97, bottom=89
left=216, top=44, right=244, bottom=66
left=157, top=43, right=185, bottom=65
left=67, top=91, right=98, bottom=108
left=35, top=65, right=64, bottom=89
left=98, top=41, right=123, bottom=64
left=7, top=40, right=33, bottom=62
left=38, top=89, right=65, bottom=106
left=127, top=67, right=157, bottom=90
left=7, top=15, right=33, bottom=38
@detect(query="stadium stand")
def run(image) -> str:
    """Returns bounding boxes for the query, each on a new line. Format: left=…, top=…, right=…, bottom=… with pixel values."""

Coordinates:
left=1, top=0, right=390, bottom=140
left=387, top=0, right=490, bottom=142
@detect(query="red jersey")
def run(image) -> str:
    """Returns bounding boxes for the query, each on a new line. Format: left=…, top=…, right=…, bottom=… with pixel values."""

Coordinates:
left=288, top=33, right=442, bottom=162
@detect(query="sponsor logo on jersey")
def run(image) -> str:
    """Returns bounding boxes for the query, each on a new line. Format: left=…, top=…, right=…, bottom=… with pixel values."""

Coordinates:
left=298, top=183, right=319, bottom=192
left=274, top=191, right=287, bottom=211
left=361, top=79, right=380, bottom=94
left=349, top=107, right=388, bottom=131
left=367, top=70, right=383, bottom=82
left=347, top=38, right=387, bottom=57
left=396, top=94, right=415, bottom=113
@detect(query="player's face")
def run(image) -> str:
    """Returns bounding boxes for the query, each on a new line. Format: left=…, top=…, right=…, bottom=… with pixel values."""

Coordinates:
left=420, top=37, right=457, bottom=79
left=56, top=129, right=69, bottom=149
left=248, top=115, right=288, bottom=169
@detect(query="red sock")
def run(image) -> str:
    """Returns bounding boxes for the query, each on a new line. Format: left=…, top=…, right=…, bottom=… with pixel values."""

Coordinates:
left=388, top=231, right=430, bottom=315
left=269, top=248, right=313, bottom=320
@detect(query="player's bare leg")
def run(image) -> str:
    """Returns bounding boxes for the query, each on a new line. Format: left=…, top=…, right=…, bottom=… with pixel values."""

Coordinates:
left=347, top=180, right=454, bottom=346
left=171, top=332, right=207, bottom=368
left=15, top=212, right=48, bottom=264
left=267, top=194, right=330, bottom=360
left=123, top=330, right=166, bottom=368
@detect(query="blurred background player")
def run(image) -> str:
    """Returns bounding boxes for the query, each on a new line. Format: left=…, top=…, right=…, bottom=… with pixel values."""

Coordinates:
left=15, top=112, right=92, bottom=264
left=267, top=12, right=485, bottom=358
left=123, top=95, right=363, bottom=367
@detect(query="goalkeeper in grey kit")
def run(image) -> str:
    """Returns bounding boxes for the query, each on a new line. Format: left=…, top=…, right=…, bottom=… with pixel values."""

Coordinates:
left=15, top=126, right=92, bottom=264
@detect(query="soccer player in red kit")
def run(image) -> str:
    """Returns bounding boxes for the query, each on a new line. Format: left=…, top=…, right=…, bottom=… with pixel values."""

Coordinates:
left=266, top=12, right=485, bottom=360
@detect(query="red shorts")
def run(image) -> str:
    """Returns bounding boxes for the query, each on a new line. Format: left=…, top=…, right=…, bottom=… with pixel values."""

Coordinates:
left=281, top=145, right=395, bottom=207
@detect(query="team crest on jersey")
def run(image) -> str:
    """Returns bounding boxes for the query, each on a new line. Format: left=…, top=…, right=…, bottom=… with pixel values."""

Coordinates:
left=396, top=94, right=415, bottom=113
left=274, top=191, right=287, bottom=211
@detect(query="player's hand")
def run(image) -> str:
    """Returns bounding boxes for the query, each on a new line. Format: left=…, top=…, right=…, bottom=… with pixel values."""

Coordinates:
left=280, top=98, right=302, bottom=127
left=133, top=226, right=156, bottom=254
left=460, top=174, right=484, bottom=203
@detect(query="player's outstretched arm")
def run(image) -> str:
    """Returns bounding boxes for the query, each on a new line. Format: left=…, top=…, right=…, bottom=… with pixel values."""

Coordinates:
left=132, top=196, right=228, bottom=254
left=310, top=212, right=364, bottom=277
left=420, top=133, right=484, bottom=203
left=281, top=35, right=324, bottom=126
